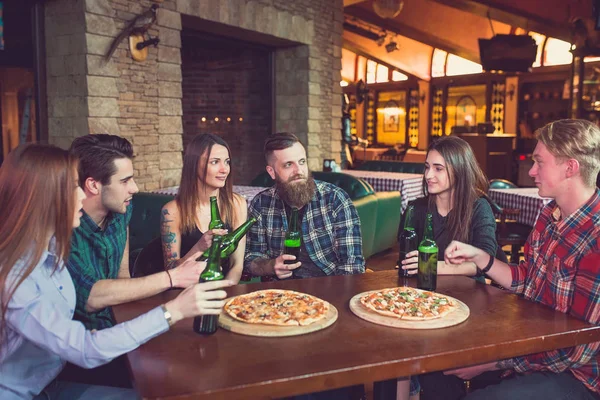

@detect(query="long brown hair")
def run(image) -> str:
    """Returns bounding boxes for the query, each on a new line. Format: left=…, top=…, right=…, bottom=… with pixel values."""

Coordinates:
left=177, top=134, right=236, bottom=233
left=0, top=144, right=78, bottom=346
left=423, top=136, right=488, bottom=243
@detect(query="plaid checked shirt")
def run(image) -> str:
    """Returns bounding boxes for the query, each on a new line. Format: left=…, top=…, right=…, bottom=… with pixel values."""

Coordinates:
left=506, top=189, right=600, bottom=394
left=66, top=205, right=132, bottom=330
left=244, top=180, right=365, bottom=277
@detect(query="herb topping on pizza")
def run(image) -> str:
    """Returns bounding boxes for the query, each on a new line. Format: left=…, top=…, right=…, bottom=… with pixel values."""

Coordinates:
left=224, top=289, right=329, bottom=326
left=360, top=287, right=456, bottom=320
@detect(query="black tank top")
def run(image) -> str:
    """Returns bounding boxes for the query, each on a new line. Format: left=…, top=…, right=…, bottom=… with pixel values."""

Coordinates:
left=181, top=226, right=231, bottom=275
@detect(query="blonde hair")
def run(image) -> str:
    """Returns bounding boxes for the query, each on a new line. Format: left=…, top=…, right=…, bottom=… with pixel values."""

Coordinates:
left=535, top=119, right=600, bottom=187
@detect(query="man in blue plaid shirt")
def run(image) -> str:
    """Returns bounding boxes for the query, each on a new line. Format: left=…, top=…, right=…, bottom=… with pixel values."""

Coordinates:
left=244, top=132, right=365, bottom=280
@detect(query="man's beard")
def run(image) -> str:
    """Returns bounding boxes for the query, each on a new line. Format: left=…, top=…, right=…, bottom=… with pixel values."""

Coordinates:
left=275, top=171, right=317, bottom=208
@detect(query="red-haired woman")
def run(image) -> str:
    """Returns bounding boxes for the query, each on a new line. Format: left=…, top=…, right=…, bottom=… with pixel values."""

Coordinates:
left=160, top=133, right=247, bottom=283
left=0, top=144, right=232, bottom=400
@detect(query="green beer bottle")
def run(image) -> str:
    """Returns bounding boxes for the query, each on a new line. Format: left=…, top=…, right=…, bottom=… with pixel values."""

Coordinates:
left=417, top=212, right=438, bottom=291
left=208, top=196, right=226, bottom=230
left=193, top=235, right=224, bottom=335
left=219, top=217, right=257, bottom=258
left=398, top=204, right=419, bottom=278
left=284, top=208, right=301, bottom=267
left=197, top=217, right=258, bottom=261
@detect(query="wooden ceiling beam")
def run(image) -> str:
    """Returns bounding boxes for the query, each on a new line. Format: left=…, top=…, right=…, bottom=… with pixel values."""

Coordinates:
left=345, top=7, right=480, bottom=63
left=428, top=0, right=572, bottom=42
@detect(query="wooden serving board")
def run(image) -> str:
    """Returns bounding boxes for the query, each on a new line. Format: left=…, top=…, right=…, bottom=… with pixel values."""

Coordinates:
left=349, top=288, right=470, bottom=330
left=218, top=302, right=338, bottom=337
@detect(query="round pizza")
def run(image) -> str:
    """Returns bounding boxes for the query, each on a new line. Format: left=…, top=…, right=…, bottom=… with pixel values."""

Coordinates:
left=360, top=287, right=457, bottom=321
left=224, top=289, right=330, bottom=326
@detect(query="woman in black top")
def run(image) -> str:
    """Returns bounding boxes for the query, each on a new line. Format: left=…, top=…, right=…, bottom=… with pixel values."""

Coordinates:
left=395, top=135, right=506, bottom=400
left=398, top=135, right=505, bottom=277
left=160, top=134, right=247, bottom=283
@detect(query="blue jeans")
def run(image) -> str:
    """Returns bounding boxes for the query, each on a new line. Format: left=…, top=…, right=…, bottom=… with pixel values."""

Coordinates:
left=465, top=371, right=599, bottom=400
left=34, top=380, right=138, bottom=400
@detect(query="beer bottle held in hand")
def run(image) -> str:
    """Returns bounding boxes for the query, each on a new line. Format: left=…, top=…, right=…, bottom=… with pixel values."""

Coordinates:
left=284, top=208, right=301, bottom=265
left=219, top=217, right=257, bottom=258
left=193, top=235, right=224, bottom=335
left=417, top=212, right=438, bottom=291
left=197, top=217, right=257, bottom=261
left=208, top=196, right=226, bottom=230
left=398, top=204, right=419, bottom=278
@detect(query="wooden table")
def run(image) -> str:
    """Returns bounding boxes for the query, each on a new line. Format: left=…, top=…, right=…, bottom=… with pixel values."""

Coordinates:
left=113, top=271, right=600, bottom=400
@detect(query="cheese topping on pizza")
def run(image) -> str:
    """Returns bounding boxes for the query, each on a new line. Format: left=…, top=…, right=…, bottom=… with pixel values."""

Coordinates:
left=224, top=289, right=329, bottom=326
left=360, top=287, right=456, bottom=320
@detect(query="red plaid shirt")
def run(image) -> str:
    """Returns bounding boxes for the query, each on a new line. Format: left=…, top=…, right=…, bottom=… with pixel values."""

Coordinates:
left=508, top=189, right=600, bottom=393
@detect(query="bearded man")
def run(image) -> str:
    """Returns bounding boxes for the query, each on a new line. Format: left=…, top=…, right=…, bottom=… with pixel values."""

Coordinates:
left=244, top=132, right=365, bottom=280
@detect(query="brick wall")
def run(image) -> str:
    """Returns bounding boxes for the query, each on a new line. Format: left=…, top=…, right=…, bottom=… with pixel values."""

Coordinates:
left=45, top=0, right=344, bottom=189
left=181, top=33, right=271, bottom=184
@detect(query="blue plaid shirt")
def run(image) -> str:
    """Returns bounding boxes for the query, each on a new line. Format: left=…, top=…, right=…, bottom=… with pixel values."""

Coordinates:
left=244, top=180, right=365, bottom=277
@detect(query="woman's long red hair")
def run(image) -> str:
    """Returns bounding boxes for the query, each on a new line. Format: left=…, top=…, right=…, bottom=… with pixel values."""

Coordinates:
left=0, top=144, right=78, bottom=348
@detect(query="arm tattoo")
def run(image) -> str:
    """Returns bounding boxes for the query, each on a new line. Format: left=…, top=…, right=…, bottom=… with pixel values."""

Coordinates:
left=161, top=209, right=178, bottom=269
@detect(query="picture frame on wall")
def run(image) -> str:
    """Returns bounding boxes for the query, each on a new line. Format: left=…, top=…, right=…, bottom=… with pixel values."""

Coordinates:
left=383, top=113, right=400, bottom=132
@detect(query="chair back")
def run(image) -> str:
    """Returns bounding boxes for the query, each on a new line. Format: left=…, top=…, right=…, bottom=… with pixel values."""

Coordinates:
left=489, top=179, right=517, bottom=189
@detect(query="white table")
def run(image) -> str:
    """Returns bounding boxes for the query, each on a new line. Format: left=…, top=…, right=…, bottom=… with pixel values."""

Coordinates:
left=342, top=170, right=424, bottom=211
left=489, top=188, right=552, bottom=227
left=151, top=185, right=267, bottom=203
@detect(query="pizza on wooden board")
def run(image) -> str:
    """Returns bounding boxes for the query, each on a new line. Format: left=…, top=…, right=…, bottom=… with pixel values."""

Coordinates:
left=224, top=289, right=330, bottom=326
left=360, top=287, right=457, bottom=321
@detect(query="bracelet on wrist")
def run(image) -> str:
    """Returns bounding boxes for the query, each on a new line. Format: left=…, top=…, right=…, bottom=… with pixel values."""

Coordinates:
left=166, top=270, right=173, bottom=288
left=478, top=254, right=495, bottom=275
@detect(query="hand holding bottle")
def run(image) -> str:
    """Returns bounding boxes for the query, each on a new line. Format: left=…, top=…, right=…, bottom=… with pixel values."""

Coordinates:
left=170, top=258, right=206, bottom=288
left=193, top=228, right=228, bottom=253
left=274, top=254, right=301, bottom=279
left=398, top=250, right=419, bottom=275
left=164, top=280, right=234, bottom=325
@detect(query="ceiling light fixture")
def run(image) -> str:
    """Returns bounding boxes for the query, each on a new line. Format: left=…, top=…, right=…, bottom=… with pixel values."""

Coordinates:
left=373, top=0, right=404, bottom=19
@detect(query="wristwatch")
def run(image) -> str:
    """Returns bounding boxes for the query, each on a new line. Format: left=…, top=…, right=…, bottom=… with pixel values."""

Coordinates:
left=160, top=304, right=174, bottom=327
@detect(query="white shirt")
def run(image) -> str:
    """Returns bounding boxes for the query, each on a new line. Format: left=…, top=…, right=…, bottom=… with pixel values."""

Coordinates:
left=0, top=246, right=169, bottom=399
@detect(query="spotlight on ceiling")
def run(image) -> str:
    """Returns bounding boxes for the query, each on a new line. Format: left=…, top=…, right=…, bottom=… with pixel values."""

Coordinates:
left=376, top=33, right=387, bottom=46
left=385, top=41, right=399, bottom=53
